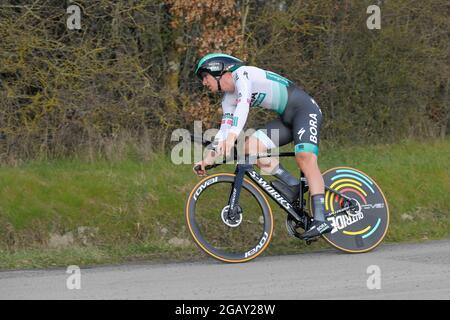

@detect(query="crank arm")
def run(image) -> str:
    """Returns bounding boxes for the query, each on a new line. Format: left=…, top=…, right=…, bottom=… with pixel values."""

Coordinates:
left=327, top=205, right=359, bottom=217
left=325, top=186, right=355, bottom=202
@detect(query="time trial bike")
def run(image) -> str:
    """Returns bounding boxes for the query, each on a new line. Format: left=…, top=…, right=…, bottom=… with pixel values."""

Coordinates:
left=185, top=137, right=389, bottom=263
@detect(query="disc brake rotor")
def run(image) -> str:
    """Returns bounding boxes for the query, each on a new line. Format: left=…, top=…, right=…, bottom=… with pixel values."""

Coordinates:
left=221, top=205, right=243, bottom=227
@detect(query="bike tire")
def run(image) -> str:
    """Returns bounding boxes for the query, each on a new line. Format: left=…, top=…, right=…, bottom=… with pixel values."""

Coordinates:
left=185, top=173, right=274, bottom=263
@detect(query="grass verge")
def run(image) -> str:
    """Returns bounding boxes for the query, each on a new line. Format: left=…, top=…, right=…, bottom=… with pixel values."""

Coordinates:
left=0, top=137, right=448, bottom=269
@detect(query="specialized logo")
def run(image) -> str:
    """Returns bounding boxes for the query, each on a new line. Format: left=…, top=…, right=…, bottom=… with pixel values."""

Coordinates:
left=248, top=171, right=292, bottom=210
left=309, top=113, right=318, bottom=143
left=297, top=128, right=305, bottom=141
left=193, top=177, right=219, bottom=200
left=245, top=231, right=269, bottom=258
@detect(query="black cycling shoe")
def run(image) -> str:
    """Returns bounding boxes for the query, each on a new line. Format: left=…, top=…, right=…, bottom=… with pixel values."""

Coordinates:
left=299, top=219, right=333, bottom=240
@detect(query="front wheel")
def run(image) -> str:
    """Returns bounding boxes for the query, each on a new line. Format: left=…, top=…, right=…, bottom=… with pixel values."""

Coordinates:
left=185, top=173, right=274, bottom=263
left=310, top=167, right=390, bottom=253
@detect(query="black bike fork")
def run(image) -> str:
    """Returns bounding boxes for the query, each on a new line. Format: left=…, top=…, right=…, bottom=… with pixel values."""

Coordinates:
left=227, top=164, right=250, bottom=216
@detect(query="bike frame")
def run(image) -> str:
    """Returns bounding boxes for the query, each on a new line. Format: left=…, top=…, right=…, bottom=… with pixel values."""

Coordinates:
left=229, top=163, right=304, bottom=222
left=189, top=136, right=389, bottom=255
left=225, top=152, right=357, bottom=225
left=190, top=133, right=358, bottom=225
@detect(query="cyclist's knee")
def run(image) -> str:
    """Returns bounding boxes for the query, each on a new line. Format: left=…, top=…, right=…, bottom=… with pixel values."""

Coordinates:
left=295, top=152, right=318, bottom=170
left=243, top=136, right=272, bottom=170
left=296, top=151, right=316, bottom=161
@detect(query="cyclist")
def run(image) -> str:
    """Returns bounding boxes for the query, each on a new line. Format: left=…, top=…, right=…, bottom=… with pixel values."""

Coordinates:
left=193, top=53, right=332, bottom=239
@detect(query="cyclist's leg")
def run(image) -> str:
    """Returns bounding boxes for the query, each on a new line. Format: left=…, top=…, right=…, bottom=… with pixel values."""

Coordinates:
left=245, top=135, right=274, bottom=171
left=291, top=95, right=323, bottom=194
left=246, top=119, right=299, bottom=187
left=294, top=144, right=323, bottom=196
left=291, top=95, right=332, bottom=237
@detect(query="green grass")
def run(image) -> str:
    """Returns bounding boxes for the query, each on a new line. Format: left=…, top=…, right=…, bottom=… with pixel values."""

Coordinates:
left=0, top=137, right=448, bottom=269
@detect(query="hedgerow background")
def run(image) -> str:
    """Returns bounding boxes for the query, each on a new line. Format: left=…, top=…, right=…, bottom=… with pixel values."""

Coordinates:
left=0, top=0, right=448, bottom=163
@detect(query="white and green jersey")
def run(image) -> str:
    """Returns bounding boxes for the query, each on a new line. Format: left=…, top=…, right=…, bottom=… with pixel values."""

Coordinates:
left=215, top=66, right=293, bottom=141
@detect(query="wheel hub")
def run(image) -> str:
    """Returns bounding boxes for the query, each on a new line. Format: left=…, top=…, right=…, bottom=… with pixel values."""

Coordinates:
left=221, top=205, right=243, bottom=227
left=345, top=198, right=362, bottom=217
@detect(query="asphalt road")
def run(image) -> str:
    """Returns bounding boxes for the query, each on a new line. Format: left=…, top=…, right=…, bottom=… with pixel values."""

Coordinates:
left=1, top=239, right=449, bottom=300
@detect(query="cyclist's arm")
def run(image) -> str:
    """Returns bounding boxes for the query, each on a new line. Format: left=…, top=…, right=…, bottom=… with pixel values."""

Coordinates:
left=209, top=70, right=252, bottom=159
left=228, top=69, right=251, bottom=138
left=214, top=95, right=235, bottom=144
left=203, top=97, right=235, bottom=162
left=213, top=70, right=252, bottom=157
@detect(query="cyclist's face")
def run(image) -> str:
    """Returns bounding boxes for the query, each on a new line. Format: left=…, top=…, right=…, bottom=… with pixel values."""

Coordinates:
left=201, top=73, right=218, bottom=92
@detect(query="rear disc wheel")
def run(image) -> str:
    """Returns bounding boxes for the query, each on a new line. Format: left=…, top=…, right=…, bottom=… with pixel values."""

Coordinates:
left=311, top=167, right=389, bottom=253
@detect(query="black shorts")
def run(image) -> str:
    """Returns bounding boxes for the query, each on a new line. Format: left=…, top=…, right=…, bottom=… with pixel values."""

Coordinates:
left=252, top=86, right=323, bottom=156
